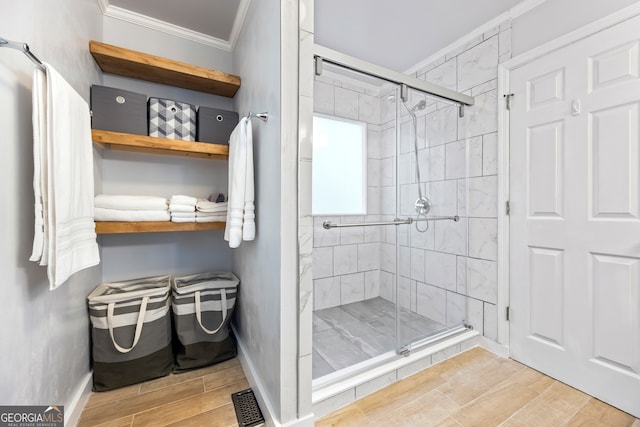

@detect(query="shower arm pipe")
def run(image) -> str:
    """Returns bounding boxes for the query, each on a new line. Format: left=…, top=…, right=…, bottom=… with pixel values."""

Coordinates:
left=0, top=37, right=45, bottom=71
left=322, top=215, right=459, bottom=229
left=313, top=44, right=474, bottom=107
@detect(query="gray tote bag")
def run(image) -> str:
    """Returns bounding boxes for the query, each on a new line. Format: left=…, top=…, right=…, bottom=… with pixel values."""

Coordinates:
left=87, top=275, right=173, bottom=391
left=171, top=272, right=239, bottom=372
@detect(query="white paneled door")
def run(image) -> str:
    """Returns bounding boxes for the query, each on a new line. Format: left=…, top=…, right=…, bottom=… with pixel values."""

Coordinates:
left=509, top=14, right=640, bottom=417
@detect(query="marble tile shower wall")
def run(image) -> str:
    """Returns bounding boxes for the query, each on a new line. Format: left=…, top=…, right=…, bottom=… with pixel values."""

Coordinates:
left=312, top=73, right=388, bottom=311
left=386, top=21, right=511, bottom=340
left=311, top=20, right=510, bottom=342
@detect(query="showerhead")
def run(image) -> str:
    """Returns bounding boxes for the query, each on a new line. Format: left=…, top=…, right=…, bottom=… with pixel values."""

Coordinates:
left=411, top=100, right=427, bottom=112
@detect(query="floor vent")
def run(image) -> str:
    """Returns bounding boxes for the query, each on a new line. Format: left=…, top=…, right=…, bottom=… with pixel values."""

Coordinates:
left=231, top=388, right=265, bottom=427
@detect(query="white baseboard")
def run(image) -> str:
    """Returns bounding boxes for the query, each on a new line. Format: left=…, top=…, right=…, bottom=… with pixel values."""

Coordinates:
left=233, top=327, right=315, bottom=427
left=479, top=337, right=510, bottom=358
left=233, top=327, right=278, bottom=426
left=65, top=372, right=92, bottom=427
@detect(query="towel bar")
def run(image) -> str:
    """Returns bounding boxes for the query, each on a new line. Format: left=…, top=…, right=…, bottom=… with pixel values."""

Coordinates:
left=0, top=36, right=45, bottom=70
left=247, top=112, right=268, bottom=122
left=322, top=215, right=459, bottom=229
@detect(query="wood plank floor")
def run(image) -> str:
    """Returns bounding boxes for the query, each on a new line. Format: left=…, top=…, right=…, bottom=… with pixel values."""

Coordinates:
left=78, top=357, right=251, bottom=427
left=317, top=347, right=640, bottom=427
left=78, top=347, right=639, bottom=426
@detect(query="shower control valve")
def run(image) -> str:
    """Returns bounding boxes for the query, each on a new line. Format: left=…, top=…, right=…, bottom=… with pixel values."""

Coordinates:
left=415, top=196, right=431, bottom=215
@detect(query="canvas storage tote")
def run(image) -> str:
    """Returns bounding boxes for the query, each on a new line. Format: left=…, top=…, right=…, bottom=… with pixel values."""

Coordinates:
left=171, top=272, right=239, bottom=372
left=88, top=275, right=173, bottom=391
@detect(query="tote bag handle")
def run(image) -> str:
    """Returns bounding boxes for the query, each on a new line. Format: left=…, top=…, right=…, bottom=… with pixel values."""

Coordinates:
left=195, top=289, right=227, bottom=335
left=107, top=296, right=149, bottom=354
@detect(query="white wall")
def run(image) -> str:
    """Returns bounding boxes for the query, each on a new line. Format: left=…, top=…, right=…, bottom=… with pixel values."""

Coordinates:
left=0, top=0, right=102, bottom=413
left=511, top=0, right=640, bottom=57
left=232, top=0, right=302, bottom=424
left=102, top=16, right=233, bottom=74
left=99, top=17, right=234, bottom=282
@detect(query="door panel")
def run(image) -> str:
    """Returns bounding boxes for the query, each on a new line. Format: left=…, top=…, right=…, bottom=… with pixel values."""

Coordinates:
left=510, top=13, right=640, bottom=417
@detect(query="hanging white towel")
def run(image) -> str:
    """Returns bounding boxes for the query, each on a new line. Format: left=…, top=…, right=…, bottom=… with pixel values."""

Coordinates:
left=31, top=64, right=100, bottom=289
left=224, top=117, right=255, bottom=248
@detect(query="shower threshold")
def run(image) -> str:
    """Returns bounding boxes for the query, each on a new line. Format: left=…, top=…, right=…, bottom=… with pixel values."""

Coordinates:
left=312, top=327, right=479, bottom=409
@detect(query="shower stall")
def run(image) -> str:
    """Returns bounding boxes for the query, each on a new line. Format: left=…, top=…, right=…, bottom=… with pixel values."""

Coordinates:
left=310, top=46, right=476, bottom=386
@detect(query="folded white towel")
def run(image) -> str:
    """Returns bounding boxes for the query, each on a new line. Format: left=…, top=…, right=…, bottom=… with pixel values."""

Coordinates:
left=196, top=211, right=227, bottom=218
left=171, top=212, right=197, bottom=219
left=94, top=208, right=171, bottom=222
left=225, top=118, right=255, bottom=248
left=171, top=216, right=196, bottom=223
left=170, top=195, right=197, bottom=206
left=196, top=214, right=227, bottom=223
left=196, top=200, right=229, bottom=213
left=95, top=195, right=168, bottom=211
left=31, top=64, right=100, bottom=289
left=169, top=203, right=196, bottom=213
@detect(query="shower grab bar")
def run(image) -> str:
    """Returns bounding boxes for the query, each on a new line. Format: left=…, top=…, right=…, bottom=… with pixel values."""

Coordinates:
left=0, top=37, right=45, bottom=71
left=322, top=215, right=459, bottom=229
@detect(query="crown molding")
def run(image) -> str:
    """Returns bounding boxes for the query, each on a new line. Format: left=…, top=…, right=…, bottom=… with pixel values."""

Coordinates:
left=229, top=0, right=251, bottom=50
left=97, top=0, right=109, bottom=14
left=98, top=1, right=236, bottom=52
left=404, top=0, right=550, bottom=75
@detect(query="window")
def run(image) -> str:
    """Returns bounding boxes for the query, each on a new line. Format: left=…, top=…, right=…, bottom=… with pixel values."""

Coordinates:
left=312, top=114, right=367, bottom=215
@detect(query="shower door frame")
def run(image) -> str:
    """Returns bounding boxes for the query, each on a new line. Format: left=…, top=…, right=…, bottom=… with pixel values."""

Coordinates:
left=311, top=44, right=475, bottom=368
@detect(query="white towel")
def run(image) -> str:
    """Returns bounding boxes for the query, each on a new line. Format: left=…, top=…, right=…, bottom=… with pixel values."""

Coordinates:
left=171, top=216, right=196, bottom=223
left=94, top=208, right=171, bottom=222
left=170, top=195, right=197, bottom=206
left=30, top=64, right=100, bottom=289
left=95, top=195, right=168, bottom=211
left=171, top=212, right=197, bottom=219
left=196, top=214, right=227, bottom=223
left=196, top=210, right=227, bottom=218
left=169, top=203, right=196, bottom=213
left=196, top=200, right=228, bottom=213
left=224, top=118, right=255, bottom=247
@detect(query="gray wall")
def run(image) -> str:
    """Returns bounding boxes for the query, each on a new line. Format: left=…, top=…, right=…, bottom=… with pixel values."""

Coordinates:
left=0, top=0, right=103, bottom=409
left=232, top=0, right=300, bottom=423
left=99, top=16, right=234, bottom=282
left=512, top=0, right=640, bottom=57
left=231, top=0, right=283, bottom=417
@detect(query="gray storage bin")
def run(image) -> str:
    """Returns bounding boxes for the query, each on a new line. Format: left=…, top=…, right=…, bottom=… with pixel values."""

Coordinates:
left=90, top=85, right=148, bottom=135
left=87, top=275, right=173, bottom=391
left=171, top=272, right=239, bottom=372
left=148, top=97, right=197, bottom=141
left=197, top=107, right=239, bottom=144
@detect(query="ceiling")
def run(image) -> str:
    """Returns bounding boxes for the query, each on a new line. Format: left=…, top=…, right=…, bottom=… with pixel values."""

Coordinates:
left=100, top=0, right=527, bottom=70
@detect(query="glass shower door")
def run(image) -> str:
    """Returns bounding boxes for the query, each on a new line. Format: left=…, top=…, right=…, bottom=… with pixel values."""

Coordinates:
left=395, top=87, right=468, bottom=355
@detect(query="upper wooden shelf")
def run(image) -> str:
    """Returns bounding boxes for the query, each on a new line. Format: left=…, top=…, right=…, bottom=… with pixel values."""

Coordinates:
left=92, top=130, right=229, bottom=160
left=89, top=40, right=241, bottom=98
left=96, top=221, right=225, bottom=234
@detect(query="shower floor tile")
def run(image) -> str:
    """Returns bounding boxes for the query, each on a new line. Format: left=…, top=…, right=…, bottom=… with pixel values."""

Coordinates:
left=313, top=297, right=446, bottom=379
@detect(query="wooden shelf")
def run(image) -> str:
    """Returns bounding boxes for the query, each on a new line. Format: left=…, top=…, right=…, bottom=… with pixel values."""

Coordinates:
left=89, top=40, right=241, bottom=98
left=96, top=221, right=225, bottom=234
left=92, top=130, right=229, bottom=160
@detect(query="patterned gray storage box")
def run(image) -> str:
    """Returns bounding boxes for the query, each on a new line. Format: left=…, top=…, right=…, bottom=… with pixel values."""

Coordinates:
left=148, top=97, right=196, bottom=141
left=87, top=275, right=173, bottom=391
left=171, top=272, right=239, bottom=372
